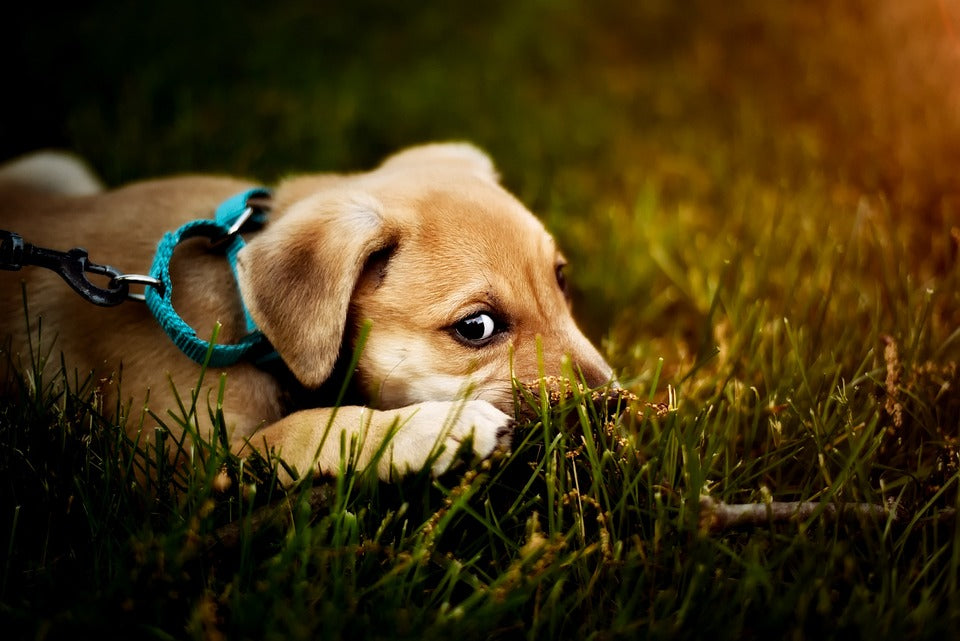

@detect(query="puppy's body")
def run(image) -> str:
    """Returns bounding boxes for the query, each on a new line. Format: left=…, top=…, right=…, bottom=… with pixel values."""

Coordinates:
left=0, top=144, right=612, bottom=481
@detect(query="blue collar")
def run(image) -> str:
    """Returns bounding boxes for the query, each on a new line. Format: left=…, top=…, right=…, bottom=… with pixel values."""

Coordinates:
left=144, top=188, right=277, bottom=367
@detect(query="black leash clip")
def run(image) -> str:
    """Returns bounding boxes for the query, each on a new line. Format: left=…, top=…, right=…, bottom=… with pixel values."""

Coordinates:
left=1, top=229, right=130, bottom=306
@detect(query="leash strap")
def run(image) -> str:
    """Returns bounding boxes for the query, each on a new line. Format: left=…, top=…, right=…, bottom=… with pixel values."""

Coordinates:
left=144, top=188, right=273, bottom=367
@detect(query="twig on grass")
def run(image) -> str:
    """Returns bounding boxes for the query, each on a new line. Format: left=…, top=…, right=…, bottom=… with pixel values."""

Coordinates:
left=699, top=495, right=927, bottom=532
left=700, top=495, right=960, bottom=532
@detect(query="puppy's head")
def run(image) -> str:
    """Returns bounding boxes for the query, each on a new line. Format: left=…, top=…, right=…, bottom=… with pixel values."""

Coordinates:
left=237, top=143, right=613, bottom=412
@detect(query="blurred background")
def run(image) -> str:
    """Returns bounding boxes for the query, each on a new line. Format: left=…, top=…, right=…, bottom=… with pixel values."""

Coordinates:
left=5, top=0, right=960, bottom=381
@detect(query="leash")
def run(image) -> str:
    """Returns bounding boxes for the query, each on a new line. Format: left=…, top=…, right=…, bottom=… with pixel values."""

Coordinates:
left=0, top=188, right=276, bottom=367
left=1, top=230, right=147, bottom=306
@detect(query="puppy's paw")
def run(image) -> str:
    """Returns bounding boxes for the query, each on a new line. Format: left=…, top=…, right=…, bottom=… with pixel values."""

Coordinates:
left=430, top=400, right=515, bottom=476
left=387, top=400, right=514, bottom=478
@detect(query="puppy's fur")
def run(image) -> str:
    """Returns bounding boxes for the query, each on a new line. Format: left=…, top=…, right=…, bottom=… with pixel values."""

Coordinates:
left=0, top=143, right=613, bottom=481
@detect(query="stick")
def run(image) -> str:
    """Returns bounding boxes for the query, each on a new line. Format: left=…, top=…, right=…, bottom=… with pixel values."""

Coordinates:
left=698, top=495, right=917, bottom=532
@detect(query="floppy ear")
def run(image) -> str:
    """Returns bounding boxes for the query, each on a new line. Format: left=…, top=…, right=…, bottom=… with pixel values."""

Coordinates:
left=236, top=191, right=397, bottom=387
left=378, top=142, right=500, bottom=183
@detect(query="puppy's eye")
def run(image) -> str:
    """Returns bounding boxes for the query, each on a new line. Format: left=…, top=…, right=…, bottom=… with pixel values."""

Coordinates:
left=452, top=312, right=503, bottom=346
left=556, top=264, right=569, bottom=296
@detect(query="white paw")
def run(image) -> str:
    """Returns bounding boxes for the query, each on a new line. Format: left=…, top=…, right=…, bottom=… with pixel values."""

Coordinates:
left=386, top=400, right=514, bottom=477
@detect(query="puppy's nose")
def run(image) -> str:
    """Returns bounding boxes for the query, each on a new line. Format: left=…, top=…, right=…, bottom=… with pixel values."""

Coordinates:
left=577, top=358, right=615, bottom=389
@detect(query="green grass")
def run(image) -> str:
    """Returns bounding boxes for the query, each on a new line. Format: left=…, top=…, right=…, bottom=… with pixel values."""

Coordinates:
left=5, top=0, right=960, bottom=638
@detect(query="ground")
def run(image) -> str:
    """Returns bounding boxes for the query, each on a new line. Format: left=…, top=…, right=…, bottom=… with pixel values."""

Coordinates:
left=3, top=1, right=960, bottom=639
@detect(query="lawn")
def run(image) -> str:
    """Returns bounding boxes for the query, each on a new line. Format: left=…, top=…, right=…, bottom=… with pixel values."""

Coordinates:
left=4, top=1, right=960, bottom=639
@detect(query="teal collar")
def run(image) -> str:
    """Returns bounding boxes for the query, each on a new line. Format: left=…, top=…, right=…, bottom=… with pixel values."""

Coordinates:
left=144, top=188, right=277, bottom=367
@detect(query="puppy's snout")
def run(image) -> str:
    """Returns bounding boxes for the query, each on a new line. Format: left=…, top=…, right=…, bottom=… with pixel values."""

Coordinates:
left=570, top=330, right=615, bottom=389
left=520, top=324, right=615, bottom=392
left=578, top=358, right=616, bottom=389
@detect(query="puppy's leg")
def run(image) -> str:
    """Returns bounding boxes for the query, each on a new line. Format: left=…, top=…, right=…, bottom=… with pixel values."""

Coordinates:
left=240, top=400, right=514, bottom=484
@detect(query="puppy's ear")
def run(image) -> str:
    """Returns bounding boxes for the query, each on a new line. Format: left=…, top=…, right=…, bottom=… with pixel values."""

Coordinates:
left=236, top=192, right=396, bottom=387
left=378, top=142, right=499, bottom=183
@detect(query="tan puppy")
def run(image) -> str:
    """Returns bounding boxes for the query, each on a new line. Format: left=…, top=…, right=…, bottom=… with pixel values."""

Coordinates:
left=0, top=143, right=613, bottom=482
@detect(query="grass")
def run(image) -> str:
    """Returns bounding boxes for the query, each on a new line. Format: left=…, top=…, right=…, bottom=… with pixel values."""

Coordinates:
left=4, top=0, right=960, bottom=638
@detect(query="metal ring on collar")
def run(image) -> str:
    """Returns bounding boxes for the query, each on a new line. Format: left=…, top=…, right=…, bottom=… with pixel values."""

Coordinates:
left=111, top=273, right=164, bottom=302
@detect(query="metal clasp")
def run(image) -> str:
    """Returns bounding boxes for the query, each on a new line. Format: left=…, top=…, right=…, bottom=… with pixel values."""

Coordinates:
left=209, top=205, right=263, bottom=251
left=0, top=229, right=151, bottom=307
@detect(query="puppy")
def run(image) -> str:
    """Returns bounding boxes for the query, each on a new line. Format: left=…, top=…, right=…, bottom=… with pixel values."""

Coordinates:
left=0, top=143, right=613, bottom=482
